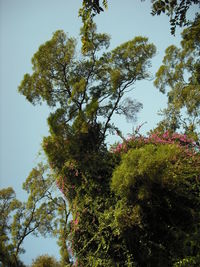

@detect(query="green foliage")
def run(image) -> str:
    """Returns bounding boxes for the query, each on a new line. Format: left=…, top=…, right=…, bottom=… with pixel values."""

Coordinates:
left=111, top=141, right=200, bottom=266
left=78, top=0, right=200, bottom=37
left=173, top=255, right=200, bottom=267
left=18, top=30, right=76, bottom=107
left=45, top=129, right=200, bottom=266
left=22, top=163, right=71, bottom=265
left=18, top=32, right=156, bottom=266
left=19, top=24, right=155, bottom=141
left=150, top=0, right=200, bottom=34
left=17, top=17, right=200, bottom=267
left=31, top=254, right=62, bottom=267
left=111, top=144, right=181, bottom=197
left=79, top=1, right=107, bottom=53
left=0, top=164, right=71, bottom=266
left=0, top=187, right=25, bottom=267
left=154, top=16, right=200, bottom=139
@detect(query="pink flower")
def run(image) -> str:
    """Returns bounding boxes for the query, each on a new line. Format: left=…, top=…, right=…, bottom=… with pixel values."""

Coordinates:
left=162, top=131, right=169, bottom=138
left=74, top=218, right=78, bottom=225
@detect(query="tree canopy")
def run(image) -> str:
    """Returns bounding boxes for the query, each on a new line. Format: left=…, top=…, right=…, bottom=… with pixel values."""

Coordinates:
left=154, top=15, right=200, bottom=139
left=31, top=254, right=62, bottom=267
left=18, top=23, right=155, bottom=141
left=1, top=5, right=200, bottom=266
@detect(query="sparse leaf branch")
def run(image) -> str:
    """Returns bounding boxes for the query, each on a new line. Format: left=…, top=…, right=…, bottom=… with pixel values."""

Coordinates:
left=80, top=60, right=96, bottom=110
left=102, top=89, right=122, bottom=139
left=15, top=202, right=37, bottom=256
left=101, top=75, right=137, bottom=139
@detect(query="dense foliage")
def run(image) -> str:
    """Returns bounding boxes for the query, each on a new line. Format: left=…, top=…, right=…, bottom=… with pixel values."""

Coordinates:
left=18, top=23, right=156, bottom=265
left=53, top=130, right=200, bottom=266
left=17, top=19, right=200, bottom=266
left=1, top=8, right=200, bottom=266
left=110, top=132, right=200, bottom=266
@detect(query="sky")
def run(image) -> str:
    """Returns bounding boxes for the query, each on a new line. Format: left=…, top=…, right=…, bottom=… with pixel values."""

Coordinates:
left=0, top=0, right=198, bottom=265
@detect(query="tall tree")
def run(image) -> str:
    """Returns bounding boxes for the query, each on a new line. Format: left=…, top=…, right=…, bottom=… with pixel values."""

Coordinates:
left=17, top=11, right=200, bottom=267
left=18, top=24, right=156, bottom=265
left=18, top=23, right=155, bottom=140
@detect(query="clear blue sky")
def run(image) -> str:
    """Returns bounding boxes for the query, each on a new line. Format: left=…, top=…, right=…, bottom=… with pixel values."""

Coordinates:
left=0, top=0, right=198, bottom=265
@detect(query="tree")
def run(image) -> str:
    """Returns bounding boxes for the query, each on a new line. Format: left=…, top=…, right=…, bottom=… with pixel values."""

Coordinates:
left=18, top=24, right=155, bottom=137
left=15, top=163, right=71, bottom=265
left=0, top=187, right=25, bottom=267
left=31, top=254, right=61, bottom=267
left=18, top=24, right=156, bottom=265
left=17, top=17, right=200, bottom=266
left=154, top=15, right=200, bottom=140
left=0, top=164, right=71, bottom=266
left=12, top=1, right=200, bottom=266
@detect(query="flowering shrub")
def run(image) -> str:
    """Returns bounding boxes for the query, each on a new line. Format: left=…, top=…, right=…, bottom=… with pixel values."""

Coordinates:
left=111, top=131, right=199, bottom=156
left=110, top=131, right=200, bottom=266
